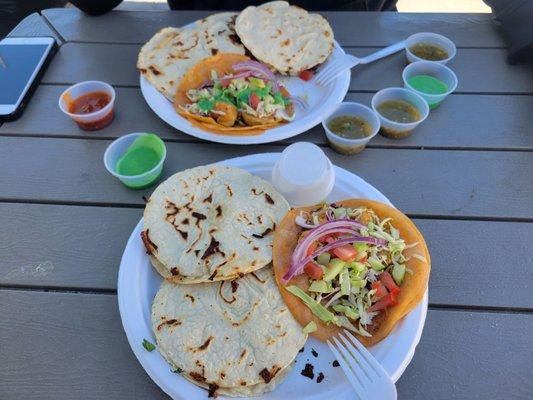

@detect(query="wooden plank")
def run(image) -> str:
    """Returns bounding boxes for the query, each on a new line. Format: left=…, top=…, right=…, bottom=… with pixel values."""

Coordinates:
left=1, top=290, right=531, bottom=399
left=0, top=203, right=141, bottom=291
left=41, top=43, right=533, bottom=94
left=1, top=203, right=531, bottom=309
left=0, top=137, right=532, bottom=219
left=3, top=85, right=533, bottom=150
left=7, top=12, right=63, bottom=44
left=42, top=8, right=506, bottom=48
left=415, top=219, right=533, bottom=309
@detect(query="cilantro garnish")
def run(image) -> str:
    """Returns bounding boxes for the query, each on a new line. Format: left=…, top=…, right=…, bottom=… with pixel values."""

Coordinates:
left=142, top=339, right=156, bottom=352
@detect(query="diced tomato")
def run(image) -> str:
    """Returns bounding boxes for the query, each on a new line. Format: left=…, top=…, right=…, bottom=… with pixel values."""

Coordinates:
left=249, top=92, right=260, bottom=109
left=298, top=70, right=314, bottom=81
left=379, top=271, right=400, bottom=295
left=332, top=245, right=358, bottom=262
left=359, top=256, right=367, bottom=264
left=371, top=281, right=388, bottom=299
left=220, top=78, right=232, bottom=88
left=304, top=262, right=324, bottom=279
left=306, top=241, right=318, bottom=257
left=318, top=234, right=336, bottom=244
left=368, top=292, right=398, bottom=312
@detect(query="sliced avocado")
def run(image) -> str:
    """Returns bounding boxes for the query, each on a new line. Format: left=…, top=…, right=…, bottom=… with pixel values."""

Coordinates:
left=392, top=263, right=406, bottom=285
left=302, top=321, right=317, bottom=334
left=332, top=207, right=346, bottom=219
left=308, top=280, right=331, bottom=293
left=285, top=286, right=337, bottom=324
left=353, top=243, right=369, bottom=253
left=316, top=252, right=331, bottom=266
left=324, top=258, right=346, bottom=282
left=248, top=77, right=266, bottom=89
left=368, top=257, right=385, bottom=271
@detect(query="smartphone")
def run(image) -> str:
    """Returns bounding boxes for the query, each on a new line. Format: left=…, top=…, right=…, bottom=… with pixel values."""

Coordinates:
left=0, top=36, right=57, bottom=121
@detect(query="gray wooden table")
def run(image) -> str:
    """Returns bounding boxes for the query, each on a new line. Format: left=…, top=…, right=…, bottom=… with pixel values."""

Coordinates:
left=2, top=8, right=532, bottom=400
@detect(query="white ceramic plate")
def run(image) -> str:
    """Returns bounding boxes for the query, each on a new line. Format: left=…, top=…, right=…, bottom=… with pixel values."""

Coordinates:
left=140, top=43, right=350, bottom=145
left=118, top=153, right=428, bottom=400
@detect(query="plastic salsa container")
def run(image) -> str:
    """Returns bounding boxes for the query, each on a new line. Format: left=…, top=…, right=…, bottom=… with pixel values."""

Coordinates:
left=104, top=132, right=166, bottom=189
left=402, top=61, right=458, bottom=110
left=405, top=32, right=456, bottom=65
left=371, top=88, right=429, bottom=139
left=322, top=102, right=380, bottom=155
left=59, top=81, right=116, bottom=131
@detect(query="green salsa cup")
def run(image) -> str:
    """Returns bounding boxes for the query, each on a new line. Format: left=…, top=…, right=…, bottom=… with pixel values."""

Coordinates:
left=402, top=61, right=458, bottom=110
left=104, top=132, right=166, bottom=189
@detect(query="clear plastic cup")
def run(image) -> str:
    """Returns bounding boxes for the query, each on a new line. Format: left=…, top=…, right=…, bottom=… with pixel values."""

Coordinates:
left=59, top=81, right=116, bottom=131
left=371, top=87, right=429, bottom=139
left=405, top=32, right=456, bottom=65
left=272, top=142, right=335, bottom=206
left=402, top=61, right=458, bottom=110
left=104, top=132, right=166, bottom=190
left=322, top=102, right=380, bottom=155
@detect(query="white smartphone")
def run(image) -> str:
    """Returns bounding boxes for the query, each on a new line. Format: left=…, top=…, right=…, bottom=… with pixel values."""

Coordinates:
left=0, top=36, right=57, bottom=121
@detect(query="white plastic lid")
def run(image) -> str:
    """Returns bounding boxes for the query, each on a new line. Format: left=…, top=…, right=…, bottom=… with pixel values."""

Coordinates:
left=272, top=142, right=335, bottom=206
left=278, top=142, right=329, bottom=186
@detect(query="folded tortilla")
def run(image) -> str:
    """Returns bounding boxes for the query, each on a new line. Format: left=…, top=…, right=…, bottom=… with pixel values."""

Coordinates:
left=174, top=53, right=293, bottom=135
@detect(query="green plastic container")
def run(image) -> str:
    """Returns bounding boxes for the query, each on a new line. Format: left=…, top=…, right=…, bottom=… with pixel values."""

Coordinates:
left=104, top=133, right=166, bottom=189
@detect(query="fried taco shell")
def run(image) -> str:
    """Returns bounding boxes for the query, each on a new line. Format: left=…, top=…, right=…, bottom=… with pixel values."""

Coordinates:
left=272, top=199, right=431, bottom=347
left=175, top=53, right=293, bottom=135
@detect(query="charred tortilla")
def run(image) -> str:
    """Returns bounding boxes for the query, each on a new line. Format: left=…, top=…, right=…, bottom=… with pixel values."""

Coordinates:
left=142, top=165, right=289, bottom=283
left=272, top=199, right=431, bottom=346
left=152, top=267, right=306, bottom=396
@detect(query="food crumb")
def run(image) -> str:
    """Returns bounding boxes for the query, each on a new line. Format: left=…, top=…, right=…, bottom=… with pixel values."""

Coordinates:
left=311, top=348, right=318, bottom=358
left=316, top=372, right=324, bottom=383
left=300, top=363, right=314, bottom=380
left=299, top=347, right=305, bottom=353
left=332, top=360, right=340, bottom=367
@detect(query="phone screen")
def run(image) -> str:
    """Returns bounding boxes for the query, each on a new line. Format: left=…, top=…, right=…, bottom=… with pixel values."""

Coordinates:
left=0, top=44, right=49, bottom=104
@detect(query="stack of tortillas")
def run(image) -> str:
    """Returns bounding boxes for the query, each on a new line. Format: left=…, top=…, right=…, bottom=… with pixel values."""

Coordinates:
left=142, top=165, right=306, bottom=397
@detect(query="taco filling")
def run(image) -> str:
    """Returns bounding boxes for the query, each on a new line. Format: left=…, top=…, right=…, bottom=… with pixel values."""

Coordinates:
left=277, top=202, right=428, bottom=340
left=175, top=55, right=303, bottom=131
left=181, top=73, right=294, bottom=126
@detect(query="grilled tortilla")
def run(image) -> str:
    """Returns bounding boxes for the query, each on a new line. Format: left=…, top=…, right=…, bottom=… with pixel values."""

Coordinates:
left=137, top=12, right=245, bottom=101
left=235, top=1, right=334, bottom=75
left=152, top=267, right=306, bottom=396
left=272, top=199, right=431, bottom=346
left=142, top=165, right=289, bottom=283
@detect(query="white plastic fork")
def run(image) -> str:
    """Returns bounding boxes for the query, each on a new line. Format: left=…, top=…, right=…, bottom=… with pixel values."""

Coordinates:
left=314, top=40, right=406, bottom=87
left=327, top=329, right=397, bottom=400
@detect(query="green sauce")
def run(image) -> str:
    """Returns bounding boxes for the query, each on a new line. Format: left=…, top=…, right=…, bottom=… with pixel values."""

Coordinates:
left=409, top=43, right=449, bottom=61
left=116, top=147, right=160, bottom=176
left=408, top=75, right=448, bottom=95
left=328, top=115, right=372, bottom=139
left=377, top=100, right=420, bottom=124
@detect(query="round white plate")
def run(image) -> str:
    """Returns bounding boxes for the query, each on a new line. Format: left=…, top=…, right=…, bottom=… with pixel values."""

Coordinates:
left=118, top=153, right=428, bottom=400
left=140, top=43, right=350, bottom=145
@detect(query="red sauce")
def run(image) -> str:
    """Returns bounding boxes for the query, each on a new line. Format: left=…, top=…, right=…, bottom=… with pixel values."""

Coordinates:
left=67, top=91, right=114, bottom=131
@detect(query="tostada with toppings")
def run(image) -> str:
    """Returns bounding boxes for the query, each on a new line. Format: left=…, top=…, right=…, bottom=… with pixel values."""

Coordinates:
left=273, top=199, right=430, bottom=346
